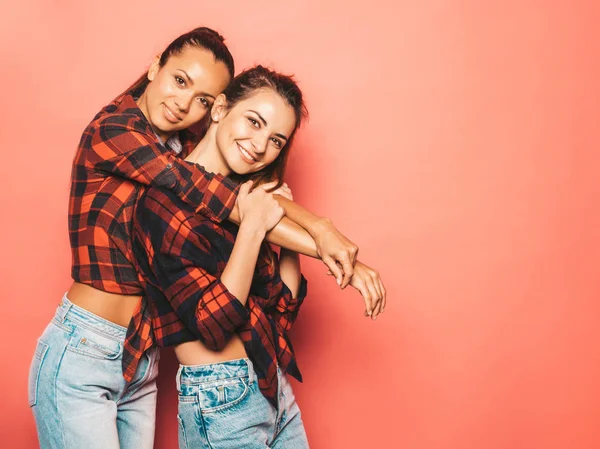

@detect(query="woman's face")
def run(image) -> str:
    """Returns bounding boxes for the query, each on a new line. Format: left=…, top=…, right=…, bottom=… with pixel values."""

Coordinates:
left=140, top=46, right=231, bottom=140
left=214, top=89, right=296, bottom=176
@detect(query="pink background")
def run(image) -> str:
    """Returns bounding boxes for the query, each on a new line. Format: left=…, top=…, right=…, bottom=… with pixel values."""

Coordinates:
left=1, top=1, right=599, bottom=448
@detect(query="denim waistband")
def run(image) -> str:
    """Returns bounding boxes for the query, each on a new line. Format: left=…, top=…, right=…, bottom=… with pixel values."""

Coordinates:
left=54, top=294, right=128, bottom=342
left=177, top=358, right=255, bottom=390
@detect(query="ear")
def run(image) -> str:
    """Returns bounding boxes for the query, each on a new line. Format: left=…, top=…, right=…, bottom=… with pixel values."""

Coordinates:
left=210, top=94, right=228, bottom=122
left=147, top=55, right=161, bottom=82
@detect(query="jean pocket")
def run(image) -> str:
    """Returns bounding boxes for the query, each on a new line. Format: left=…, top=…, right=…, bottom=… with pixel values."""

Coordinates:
left=197, top=376, right=249, bottom=413
left=28, top=340, right=49, bottom=407
left=66, top=328, right=123, bottom=361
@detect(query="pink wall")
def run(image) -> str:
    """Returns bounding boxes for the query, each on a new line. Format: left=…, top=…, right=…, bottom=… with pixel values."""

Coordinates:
left=1, top=1, right=599, bottom=448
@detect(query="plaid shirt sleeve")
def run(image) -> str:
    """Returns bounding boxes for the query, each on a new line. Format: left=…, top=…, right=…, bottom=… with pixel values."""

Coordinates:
left=87, top=114, right=238, bottom=222
left=267, top=274, right=308, bottom=331
left=134, top=188, right=249, bottom=351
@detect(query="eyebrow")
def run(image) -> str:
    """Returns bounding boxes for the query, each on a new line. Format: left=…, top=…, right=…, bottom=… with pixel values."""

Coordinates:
left=177, top=69, right=217, bottom=100
left=249, top=110, right=289, bottom=141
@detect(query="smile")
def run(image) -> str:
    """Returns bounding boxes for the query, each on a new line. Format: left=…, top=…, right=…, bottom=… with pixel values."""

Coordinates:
left=163, top=104, right=182, bottom=123
left=237, top=143, right=257, bottom=163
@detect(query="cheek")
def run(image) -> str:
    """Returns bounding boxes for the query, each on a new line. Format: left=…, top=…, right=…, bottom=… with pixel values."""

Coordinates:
left=264, top=150, right=281, bottom=166
left=154, top=77, right=176, bottom=98
left=228, top=118, right=250, bottom=138
left=184, top=106, right=208, bottom=125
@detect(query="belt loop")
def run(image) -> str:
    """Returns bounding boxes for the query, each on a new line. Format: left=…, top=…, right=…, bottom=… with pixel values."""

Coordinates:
left=57, top=293, right=73, bottom=322
left=176, top=365, right=183, bottom=392
left=246, top=359, right=255, bottom=383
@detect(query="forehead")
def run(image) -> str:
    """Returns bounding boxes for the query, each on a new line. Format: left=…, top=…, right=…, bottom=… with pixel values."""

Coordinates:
left=235, top=89, right=296, bottom=137
left=163, top=46, right=231, bottom=94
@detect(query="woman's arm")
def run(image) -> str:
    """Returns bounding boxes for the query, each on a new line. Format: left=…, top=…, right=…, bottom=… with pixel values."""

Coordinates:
left=132, top=183, right=283, bottom=350
left=220, top=183, right=285, bottom=302
left=277, top=196, right=357, bottom=288
left=335, top=260, right=387, bottom=320
left=228, top=185, right=358, bottom=289
left=87, top=115, right=238, bottom=222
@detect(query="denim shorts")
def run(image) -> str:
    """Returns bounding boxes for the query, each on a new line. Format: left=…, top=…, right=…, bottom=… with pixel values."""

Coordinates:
left=28, top=294, right=160, bottom=449
left=176, top=358, right=309, bottom=449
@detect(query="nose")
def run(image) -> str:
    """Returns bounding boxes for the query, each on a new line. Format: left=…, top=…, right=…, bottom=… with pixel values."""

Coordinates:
left=251, top=133, right=269, bottom=155
left=174, top=92, right=194, bottom=113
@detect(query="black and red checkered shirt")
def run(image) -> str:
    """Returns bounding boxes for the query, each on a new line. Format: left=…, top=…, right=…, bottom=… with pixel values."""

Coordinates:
left=68, top=89, right=239, bottom=378
left=131, top=186, right=308, bottom=405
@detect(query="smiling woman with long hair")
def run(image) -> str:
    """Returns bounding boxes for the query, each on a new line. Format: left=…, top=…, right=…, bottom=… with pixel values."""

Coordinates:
left=132, top=66, right=386, bottom=448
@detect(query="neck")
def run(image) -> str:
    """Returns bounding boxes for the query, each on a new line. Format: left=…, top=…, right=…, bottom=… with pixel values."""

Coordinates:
left=185, top=125, right=230, bottom=176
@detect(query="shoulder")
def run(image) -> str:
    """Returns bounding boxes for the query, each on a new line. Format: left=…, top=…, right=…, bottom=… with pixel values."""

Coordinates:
left=91, top=113, right=150, bottom=137
left=85, top=93, right=151, bottom=137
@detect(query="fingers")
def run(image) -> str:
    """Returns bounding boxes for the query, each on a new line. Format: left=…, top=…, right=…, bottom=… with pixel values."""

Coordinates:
left=366, top=277, right=382, bottom=319
left=260, top=181, right=278, bottom=191
left=271, top=183, right=293, bottom=201
left=338, top=255, right=354, bottom=289
left=371, top=271, right=384, bottom=316
left=368, top=269, right=386, bottom=315
left=349, top=244, right=359, bottom=265
left=323, top=256, right=343, bottom=286
left=238, top=180, right=253, bottom=198
left=379, top=277, right=387, bottom=313
left=358, top=282, right=373, bottom=317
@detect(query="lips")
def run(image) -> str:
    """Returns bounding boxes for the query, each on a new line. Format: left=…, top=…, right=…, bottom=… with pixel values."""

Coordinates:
left=237, top=142, right=257, bottom=164
left=163, top=104, right=182, bottom=124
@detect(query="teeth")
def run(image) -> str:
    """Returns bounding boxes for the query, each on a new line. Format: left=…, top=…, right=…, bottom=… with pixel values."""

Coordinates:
left=239, top=145, right=255, bottom=162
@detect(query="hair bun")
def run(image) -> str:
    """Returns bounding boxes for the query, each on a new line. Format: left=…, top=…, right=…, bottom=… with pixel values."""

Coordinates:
left=191, top=26, right=225, bottom=42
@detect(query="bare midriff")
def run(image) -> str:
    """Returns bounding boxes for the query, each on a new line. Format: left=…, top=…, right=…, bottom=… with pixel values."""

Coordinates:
left=66, top=282, right=141, bottom=328
left=174, top=337, right=247, bottom=366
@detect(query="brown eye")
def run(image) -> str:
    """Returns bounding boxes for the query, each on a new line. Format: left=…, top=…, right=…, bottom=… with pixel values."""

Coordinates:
left=271, top=138, right=282, bottom=149
left=196, top=97, right=209, bottom=107
left=247, top=117, right=259, bottom=128
left=175, top=76, right=185, bottom=86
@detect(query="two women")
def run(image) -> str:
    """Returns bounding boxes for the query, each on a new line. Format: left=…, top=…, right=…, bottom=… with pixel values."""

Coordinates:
left=29, top=27, right=377, bottom=448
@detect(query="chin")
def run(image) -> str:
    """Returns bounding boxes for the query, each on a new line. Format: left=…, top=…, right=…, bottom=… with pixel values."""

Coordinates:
left=229, top=164, right=251, bottom=176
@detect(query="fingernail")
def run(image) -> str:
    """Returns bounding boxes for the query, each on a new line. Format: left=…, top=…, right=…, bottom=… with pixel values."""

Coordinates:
left=336, top=279, right=341, bottom=286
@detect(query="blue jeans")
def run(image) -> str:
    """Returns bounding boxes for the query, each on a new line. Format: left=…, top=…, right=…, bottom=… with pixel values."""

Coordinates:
left=28, top=295, right=159, bottom=449
left=177, top=358, right=309, bottom=449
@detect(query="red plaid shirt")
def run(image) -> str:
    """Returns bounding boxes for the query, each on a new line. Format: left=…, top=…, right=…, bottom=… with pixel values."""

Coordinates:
left=69, top=89, right=238, bottom=294
left=131, top=187, right=308, bottom=405
left=68, top=89, right=239, bottom=380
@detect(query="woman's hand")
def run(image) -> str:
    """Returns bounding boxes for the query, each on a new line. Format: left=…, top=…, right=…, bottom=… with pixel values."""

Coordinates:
left=312, top=218, right=359, bottom=289
left=237, top=181, right=285, bottom=235
left=330, top=260, right=386, bottom=320
left=268, top=182, right=293, bottom=201
left=265, top=180, right=358, bottom=288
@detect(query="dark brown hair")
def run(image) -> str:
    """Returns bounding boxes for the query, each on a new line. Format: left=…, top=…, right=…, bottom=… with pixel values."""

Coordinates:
left=126, top=27, right=235, bottom=96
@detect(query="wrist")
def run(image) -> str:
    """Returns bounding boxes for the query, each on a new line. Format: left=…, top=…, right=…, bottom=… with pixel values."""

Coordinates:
left=307, top=216, right=332, bottom=238
left=238, top=220, right=267, bottom=241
